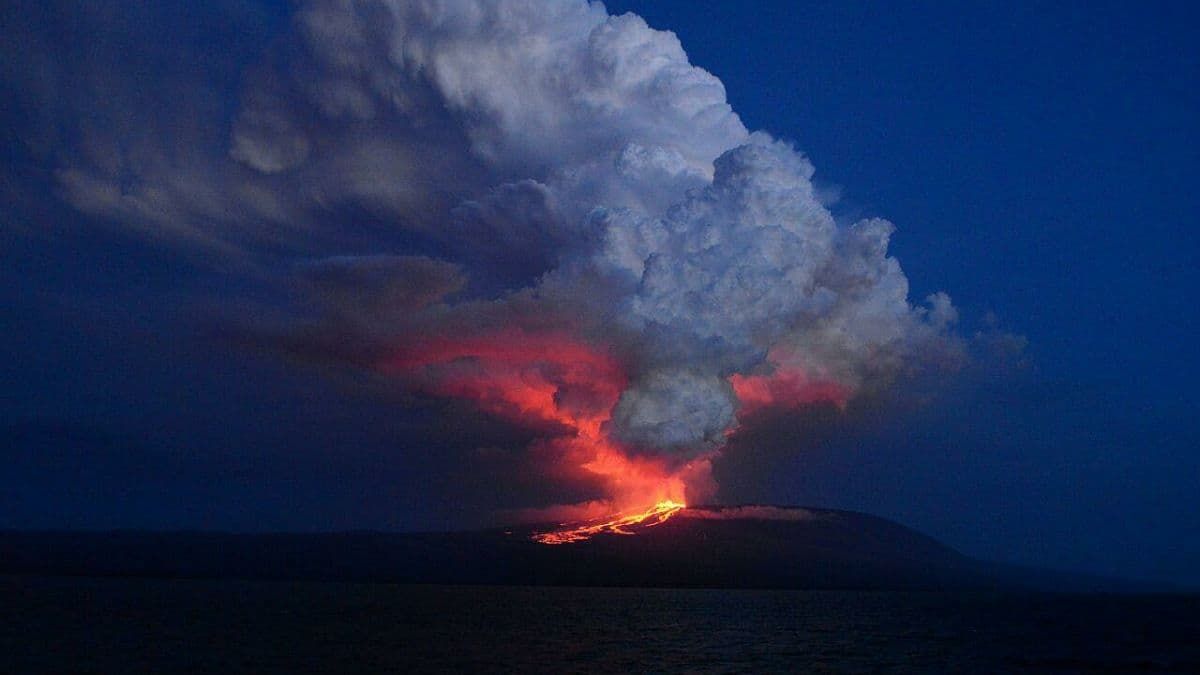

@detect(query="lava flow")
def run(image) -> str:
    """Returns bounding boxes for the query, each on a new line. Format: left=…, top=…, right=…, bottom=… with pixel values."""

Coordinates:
left=532, top=499, right=686, bottom=545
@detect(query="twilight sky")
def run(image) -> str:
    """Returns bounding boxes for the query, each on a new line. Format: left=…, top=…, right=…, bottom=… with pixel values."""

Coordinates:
left=2, top=0, right=1197, bottom=586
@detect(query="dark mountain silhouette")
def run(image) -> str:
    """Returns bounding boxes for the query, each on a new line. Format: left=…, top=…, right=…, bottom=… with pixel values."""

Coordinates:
left=0, top=506, right=1140, bottom=591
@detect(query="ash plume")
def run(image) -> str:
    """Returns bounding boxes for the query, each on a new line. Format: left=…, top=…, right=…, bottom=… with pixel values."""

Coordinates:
left=20, top=0, right=967, bottom=514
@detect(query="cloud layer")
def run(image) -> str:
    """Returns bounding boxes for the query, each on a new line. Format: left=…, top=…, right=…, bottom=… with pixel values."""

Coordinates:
left=11, top=0, right=965, bottom=512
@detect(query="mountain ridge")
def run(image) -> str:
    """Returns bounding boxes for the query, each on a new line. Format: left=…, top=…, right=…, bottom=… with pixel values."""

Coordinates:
left=0, top=506, right=1158, bottom=592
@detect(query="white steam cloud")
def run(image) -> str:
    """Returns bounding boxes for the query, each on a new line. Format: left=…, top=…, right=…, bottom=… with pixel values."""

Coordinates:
left=37, top=0, right=964, bottom=456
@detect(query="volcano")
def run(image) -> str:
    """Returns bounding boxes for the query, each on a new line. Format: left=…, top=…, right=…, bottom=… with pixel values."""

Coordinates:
left=0, top=507, right=1127, bottom=591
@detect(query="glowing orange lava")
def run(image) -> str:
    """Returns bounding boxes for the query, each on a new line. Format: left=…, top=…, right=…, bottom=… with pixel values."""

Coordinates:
left=380, top=329, right=706, bottom=533
left=532, top=499, right=686, bottom=544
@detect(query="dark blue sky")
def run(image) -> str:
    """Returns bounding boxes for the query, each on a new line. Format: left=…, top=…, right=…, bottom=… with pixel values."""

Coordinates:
left=2, top=1, right=1197, bottom=585
left=611, top=0, right=1198, bottom=394
left=607, top=0, right=1198, bottom=583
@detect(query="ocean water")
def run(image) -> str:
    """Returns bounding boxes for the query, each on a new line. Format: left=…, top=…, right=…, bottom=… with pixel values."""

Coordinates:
left=3, top=576, right=1197, bottom=673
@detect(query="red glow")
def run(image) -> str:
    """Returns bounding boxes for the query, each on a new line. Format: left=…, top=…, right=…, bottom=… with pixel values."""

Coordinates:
left=380, top=329, right=706, bottom=541
left=384, top=330, right=626, bottom=429
left=380, top=332, right=850, bottom=543
left=729, top=349, right=850, bottom=418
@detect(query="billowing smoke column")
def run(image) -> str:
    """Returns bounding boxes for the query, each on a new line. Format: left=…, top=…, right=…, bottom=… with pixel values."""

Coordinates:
left=55, top=0, right=963, bottom=522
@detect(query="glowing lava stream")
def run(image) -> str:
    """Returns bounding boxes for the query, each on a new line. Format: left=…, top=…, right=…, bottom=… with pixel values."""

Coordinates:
left=532, top=499, right=686, bottom=545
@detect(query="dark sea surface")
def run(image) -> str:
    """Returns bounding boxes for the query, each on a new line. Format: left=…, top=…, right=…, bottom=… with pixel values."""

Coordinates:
left=3, top=576, right=1198, bottom=673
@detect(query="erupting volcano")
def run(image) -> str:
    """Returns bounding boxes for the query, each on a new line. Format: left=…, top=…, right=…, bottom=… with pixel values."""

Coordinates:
left=380, top=329, right=713, bottom=534
left=218, top=0, right=965, bottom=529
left=379, top=326, right=857, bottom=542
